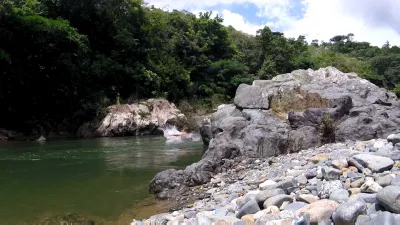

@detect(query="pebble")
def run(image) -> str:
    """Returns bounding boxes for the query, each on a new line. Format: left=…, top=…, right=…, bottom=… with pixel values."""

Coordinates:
left=332, top=159, right=349, bottom=170
left=295, top=200, right=339, bottom=224
left=377, top=186, right=400, bottom=214
left=296, top=175, right=308, bottom=185
left=237, top=199, right=261, bottom=219
left=259, top=180, right=277, bottom=190
left=351, top=178, right=365, bottom=188
left=283, top=202, right=308, bottom=212
left=318, top=180, right=343, bottom=199
left=263, top=195, right=293, bottom=209
left=332, top=200, right=367, bottom=225
left=329, top=189, right=350, bottom=204
left=360, top=180, right=383, bottom=193
left=298, top=194, right=319, bottom=203
left=322, top=167, right=341, bottom=181
left=352, top=154, right=394, bottom=173
left=375, top=174, right=393, bottom=187
left=255, top=189, right=285, bottom=206
left=305, top=170, right=318, bottom=179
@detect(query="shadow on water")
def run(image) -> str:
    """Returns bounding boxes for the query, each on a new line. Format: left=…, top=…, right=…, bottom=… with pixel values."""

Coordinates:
left=0, top=136, right=204, bottom=224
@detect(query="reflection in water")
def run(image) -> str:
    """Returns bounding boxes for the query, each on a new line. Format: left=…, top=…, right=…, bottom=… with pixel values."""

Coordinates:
left=0, top=136, right=204, bottom=224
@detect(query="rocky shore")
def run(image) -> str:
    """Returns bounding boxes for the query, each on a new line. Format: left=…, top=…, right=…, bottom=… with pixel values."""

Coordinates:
left=139, top=67, right=400, bottom=225
left=133, top=136, right=400, bottom=224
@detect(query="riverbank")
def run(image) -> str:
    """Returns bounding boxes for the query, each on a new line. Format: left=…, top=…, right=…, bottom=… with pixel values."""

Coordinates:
left=132, top=136, right=400, bottom=224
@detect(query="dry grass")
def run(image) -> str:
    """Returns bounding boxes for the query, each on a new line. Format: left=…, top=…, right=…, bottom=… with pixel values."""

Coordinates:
left=270, top=89, right=329, bottom=117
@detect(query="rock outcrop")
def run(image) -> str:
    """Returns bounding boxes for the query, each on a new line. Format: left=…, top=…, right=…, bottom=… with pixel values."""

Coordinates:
left=77, top=99, right=186, bottom=137
left=151, top=67, right=400, bottom=199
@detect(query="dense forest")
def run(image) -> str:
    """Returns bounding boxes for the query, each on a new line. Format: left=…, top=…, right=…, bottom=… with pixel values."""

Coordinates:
left=1, top=0, right=400, bottom=134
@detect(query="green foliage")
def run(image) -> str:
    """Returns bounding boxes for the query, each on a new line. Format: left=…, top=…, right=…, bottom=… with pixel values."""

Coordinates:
left=1, top=0, right=400, bottom=133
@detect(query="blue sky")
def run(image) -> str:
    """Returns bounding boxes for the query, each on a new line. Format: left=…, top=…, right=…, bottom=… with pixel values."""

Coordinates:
left=146, top=0, right=400, bottom=46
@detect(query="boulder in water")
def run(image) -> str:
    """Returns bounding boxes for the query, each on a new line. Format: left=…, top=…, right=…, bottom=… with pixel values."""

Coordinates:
left=76, top=99, right=187, bottom=138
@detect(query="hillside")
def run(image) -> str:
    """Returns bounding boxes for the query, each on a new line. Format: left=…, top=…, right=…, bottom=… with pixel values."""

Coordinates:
left=1, top=0, right=400, bottom=135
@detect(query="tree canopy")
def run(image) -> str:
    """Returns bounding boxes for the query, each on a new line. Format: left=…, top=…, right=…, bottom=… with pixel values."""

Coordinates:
left=1, top=0, right=400, bottom=133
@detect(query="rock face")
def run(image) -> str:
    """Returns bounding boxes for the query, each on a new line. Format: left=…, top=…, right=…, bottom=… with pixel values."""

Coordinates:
left=151, top=67, right=400, bottom=198
left=76, top=99, right=186, bottom=137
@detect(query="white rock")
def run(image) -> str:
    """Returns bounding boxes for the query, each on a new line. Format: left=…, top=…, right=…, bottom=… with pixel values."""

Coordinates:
left=360, top=180, right=383, bottom=193
left=259, top=180, right=277, bottom=190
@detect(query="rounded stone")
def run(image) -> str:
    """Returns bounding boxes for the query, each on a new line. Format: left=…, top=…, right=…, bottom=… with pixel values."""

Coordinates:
left=377, top=186, right=400, bottom=213
left=263, top=194, right=293, bottom=209
left=295, top=200, right=339, bottom=224
left=329, top=189, right=350, bottom=204
left=298, top=194, right=319, bottom=204
left=360, top=180, right=383, bottom=193
left=283, top=202, right=309, bottom=212
left=318, top=180, right=343, bottom=199
left=332, top=201, right=367, bottom=225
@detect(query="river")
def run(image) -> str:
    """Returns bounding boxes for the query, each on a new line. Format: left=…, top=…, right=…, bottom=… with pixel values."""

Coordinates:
left=0, top=136, right=205, bottom=224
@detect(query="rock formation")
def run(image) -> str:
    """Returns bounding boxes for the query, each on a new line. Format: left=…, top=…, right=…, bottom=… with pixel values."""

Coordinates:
left=76, top=99, right=187, bottom=137
left=150, top=67, right=400, bottom=199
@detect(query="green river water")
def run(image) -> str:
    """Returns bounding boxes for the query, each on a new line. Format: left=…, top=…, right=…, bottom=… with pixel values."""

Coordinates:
left=0, top=136, right=204, bottom=224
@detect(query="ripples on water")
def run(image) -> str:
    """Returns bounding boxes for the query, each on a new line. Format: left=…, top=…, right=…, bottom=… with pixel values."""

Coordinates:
left=0, top=135, right=205, bottom=224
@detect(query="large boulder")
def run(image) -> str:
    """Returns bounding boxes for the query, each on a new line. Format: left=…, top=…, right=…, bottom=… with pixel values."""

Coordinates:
left=76, top=99, right=186, bottom=137
left=153, top=67, right=400, bottom=199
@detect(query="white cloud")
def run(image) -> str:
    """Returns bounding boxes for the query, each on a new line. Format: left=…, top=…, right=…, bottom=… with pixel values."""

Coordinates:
left=284, top=0, right=400, bottom=46
left=145, top=0, right=400, bottom=46
left=220, top=10, right=264, bottom=34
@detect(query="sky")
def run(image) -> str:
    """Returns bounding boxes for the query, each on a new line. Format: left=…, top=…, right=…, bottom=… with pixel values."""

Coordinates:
left=145, top=0, right=400, bottom=47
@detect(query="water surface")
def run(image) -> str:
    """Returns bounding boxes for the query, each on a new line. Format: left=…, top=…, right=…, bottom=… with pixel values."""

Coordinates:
left=0, top=136, right=204, bottom=224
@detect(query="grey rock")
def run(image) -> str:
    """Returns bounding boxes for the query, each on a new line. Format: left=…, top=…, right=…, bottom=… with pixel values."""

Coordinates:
left=284, top=202, right=309, bottom=212
left=348, top=158, right=364, bottom=172
left=237, top=193, right=257, bottom=209
left=263, top=195, right=293, bottom=209
left=346, top=172, right=364, bottom=181
left=319, top=180, right=343, bottom=199
left=367, top=203, right=386, bottom=215
left=356, top=193, right=377, bottom=204
left=305, top=170, right=318, bottom=179
left=329, top=189, right=350, bottom=204
left=392, top=176, right=400, bottom=186
left=332, top=201, right=367, bottom=225
left=255, top=189, right=285, bottom=207
left=388, top=133, right=400, bottom=145
left=322, top=167, right=341, bottom=181
left=236, top=199, right=261, bottom=219
left=360, top=180, right=383, bottom=193
left=376, top=186, right=400, bottom=213
left=149, top=67, right=400, bottom=198
left=375, top=174, right=393, bottom=187
left=275, top=179, right=297, bottom=194
left=395, top=143, right=400, bottom=151
left=184, top=211, right=198, bottom=219
left=390, top=150, right=400, bottom=161
left=296, top=175, right=308, bottom=185
left=352, top=154, right=394, bottom=173
left=358, top=211, right=400, bottom=225
left=234, top=84, right=269, bottom=109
